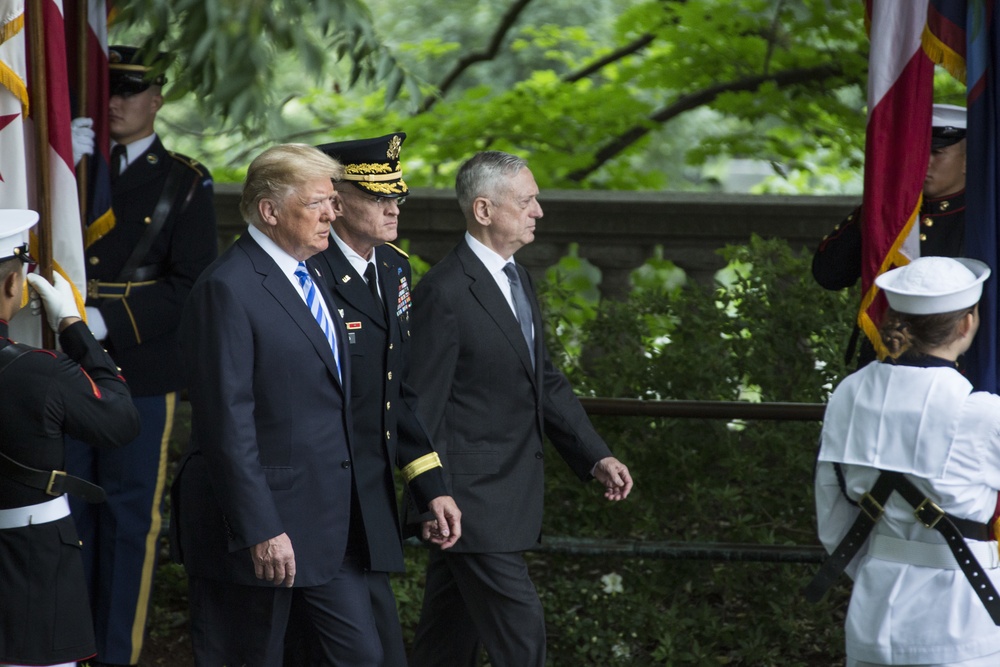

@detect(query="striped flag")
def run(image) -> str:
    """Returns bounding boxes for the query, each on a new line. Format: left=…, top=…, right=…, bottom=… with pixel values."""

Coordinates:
left=857, top=0, right=936, bottom=359
left=0, top=0, right=31, bottom=213
left=65, top=0, right=114, bottom=246
left=1, top=0, right=86, bottom=343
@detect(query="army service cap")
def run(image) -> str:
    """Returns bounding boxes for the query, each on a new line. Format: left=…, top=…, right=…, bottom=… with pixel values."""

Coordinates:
left=317, top=133, right=409, bottom=198
left=109, top=45, right=168, bottom=97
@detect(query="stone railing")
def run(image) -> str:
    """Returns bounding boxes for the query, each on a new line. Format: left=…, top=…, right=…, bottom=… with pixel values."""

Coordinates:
left=214, top=184, right=857, bottom=297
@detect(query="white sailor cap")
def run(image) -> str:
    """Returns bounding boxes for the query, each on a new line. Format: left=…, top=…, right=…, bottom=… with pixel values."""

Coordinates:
left=0, top=209, right=38, bottom=263
left=875, top=256, right=990, bottom=315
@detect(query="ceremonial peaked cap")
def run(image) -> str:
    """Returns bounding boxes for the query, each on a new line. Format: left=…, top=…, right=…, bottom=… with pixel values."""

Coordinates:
left=931, top=104, right=966, bottom=149
left=109, top=45, right=168, bottom=96
left=0, top=209, right=38, bottom=263
left=317, top=133, right=409, bottom=198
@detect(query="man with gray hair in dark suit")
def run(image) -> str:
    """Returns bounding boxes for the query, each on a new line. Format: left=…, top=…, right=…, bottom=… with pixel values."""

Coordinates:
left=407, top=150, right=634, bottom=667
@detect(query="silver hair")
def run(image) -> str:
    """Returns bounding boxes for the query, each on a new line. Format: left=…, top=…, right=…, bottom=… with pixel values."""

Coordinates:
left=240, top=144, right=344, bottom=227
left=455, top=151, right=528, bottom=220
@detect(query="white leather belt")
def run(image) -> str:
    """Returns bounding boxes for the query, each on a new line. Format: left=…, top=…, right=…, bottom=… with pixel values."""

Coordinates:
left=868, top=534, right=1000, bottom=570
left=0, top=496, right=71, bottom=529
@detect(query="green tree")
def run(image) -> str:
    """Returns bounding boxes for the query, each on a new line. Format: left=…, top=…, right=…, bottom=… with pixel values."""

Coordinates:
left=116, top=0, right=870, bottom=192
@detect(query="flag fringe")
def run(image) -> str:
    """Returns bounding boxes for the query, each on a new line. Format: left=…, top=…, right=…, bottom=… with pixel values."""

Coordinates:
left=0, top=12, right=23, bottom=46
left=84, top=206, right=114, bottom=249
left=921, top=25, right=967, bottom=82
left=858, top=196, right=923, bottom=359
left=0, top=59, right=28, bottom=115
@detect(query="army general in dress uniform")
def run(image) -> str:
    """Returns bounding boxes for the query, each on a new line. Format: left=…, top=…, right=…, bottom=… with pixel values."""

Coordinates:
left=66, top=45, right=218, bottom=667
left=812, top=103, right=967, bottom=367
left=0, top=211, right=139, bottom=667
left=289, top=133, right=461, bottom=666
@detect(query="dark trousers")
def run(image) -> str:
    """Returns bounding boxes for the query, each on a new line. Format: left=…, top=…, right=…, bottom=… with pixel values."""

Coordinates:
left=285, top=570, right=406, bottom=667
left=189, top=556, right=381, bottom=667
left=66, top=392, right=174, bottom=665
left=410, top=550, right=546, bottom=667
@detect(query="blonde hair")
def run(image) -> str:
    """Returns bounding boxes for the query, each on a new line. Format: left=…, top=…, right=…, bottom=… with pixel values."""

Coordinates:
left=240, top=144, right=344, bottom=227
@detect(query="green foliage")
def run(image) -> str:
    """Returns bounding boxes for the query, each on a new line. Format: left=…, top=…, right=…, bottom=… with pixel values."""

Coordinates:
left=117, top=0, right=875, bottom=194
left=114, top=0, right=420, bottom=128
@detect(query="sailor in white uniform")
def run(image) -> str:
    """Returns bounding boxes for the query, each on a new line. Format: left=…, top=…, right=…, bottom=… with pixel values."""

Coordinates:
left=813, top=256, right=1000, bottom=667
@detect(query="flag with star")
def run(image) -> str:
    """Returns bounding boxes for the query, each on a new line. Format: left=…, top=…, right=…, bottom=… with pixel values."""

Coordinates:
left=1, top=0, right=86, bottom=342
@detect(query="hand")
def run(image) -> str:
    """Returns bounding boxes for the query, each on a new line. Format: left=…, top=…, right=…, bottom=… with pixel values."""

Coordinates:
left=27, top=272, right=80, bottom=332
left=593, top=456, right=633, bottom=501
left=71, top=117, right=94, bottom=167
left=251, top=533, right=296, bottom=587
left=422, top=495, right=462, bottom=550
left=85, top=306, right=108, bottom=341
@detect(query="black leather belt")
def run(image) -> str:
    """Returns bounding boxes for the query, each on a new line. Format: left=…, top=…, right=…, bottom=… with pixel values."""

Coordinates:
left=0, top=451, right=106, bottom=503
left=804, top=469, right=1000, bottom=625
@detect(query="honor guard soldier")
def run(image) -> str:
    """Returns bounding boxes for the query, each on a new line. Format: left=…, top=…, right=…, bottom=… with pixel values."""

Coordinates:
left=812, top=103, right=967, bottom=367
left=0, top=210, right=139, bottom=667
left=282, top=133, right=461, bottom=666
left=66, top=45, right=218, bottom=667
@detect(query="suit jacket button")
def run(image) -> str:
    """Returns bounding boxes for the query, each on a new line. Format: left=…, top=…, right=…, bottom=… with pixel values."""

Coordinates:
left=535, top=452, right=543, bottom=459
left=341, top=460, right=351, bottom=469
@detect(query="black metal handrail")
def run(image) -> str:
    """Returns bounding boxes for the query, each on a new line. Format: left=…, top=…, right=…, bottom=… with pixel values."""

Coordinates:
left=533, top=398, right=827, bottom=563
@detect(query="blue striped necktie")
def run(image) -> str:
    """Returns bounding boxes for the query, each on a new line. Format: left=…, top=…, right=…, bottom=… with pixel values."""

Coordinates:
left=295, top=262, right=341, bottom=377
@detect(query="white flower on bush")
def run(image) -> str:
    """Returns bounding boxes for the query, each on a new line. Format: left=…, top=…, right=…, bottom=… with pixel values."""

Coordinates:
left=612, top=642, right=631, bottom=658
left=601, top=572, right=623, bottom=594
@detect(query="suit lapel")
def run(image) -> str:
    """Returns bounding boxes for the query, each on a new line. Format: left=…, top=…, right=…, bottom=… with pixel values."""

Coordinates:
left=324, top=241, right=388, bottom=330
left=456, top=242, right=537, bottom=382
left=240, top=236, right=345, bottom=390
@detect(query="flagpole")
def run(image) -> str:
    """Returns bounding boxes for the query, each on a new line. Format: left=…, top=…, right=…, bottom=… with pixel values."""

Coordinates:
left=76, top=0, right=89, bottom=236
left=27, top=0, right=55, bottom=349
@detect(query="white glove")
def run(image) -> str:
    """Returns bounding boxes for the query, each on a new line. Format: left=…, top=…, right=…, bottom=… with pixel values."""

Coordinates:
left=27, top=272, right=80, bottom=332
left=85, top=306, right=108, bottom=341
left=71, top=117, right=95, bottom=167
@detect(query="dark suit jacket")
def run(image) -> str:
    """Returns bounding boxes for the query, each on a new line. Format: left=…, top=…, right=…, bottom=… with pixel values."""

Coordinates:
left=172, top=233, right=356, bottom=587
left=407, top=239, right=612, bottom=553
left=310, top=241, right=447, bottom=572
left=85, top=136, right=218, bottom=396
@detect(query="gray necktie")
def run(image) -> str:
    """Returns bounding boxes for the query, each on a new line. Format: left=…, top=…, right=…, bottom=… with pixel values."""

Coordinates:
left=502, top=263, right=535, bottom=366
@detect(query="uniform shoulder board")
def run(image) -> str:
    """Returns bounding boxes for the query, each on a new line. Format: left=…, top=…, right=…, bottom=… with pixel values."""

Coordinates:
left=167, top=150, right=208, bottom=178
left=384, top=242, right=409, bottom=259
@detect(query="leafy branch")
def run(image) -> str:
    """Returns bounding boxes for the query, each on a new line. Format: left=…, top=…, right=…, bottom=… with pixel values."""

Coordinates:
left=566, top=62, right=846, bottom=183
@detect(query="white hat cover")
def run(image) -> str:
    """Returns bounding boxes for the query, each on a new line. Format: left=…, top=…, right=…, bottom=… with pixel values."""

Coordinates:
left=875, top=256, right=990, bottom=315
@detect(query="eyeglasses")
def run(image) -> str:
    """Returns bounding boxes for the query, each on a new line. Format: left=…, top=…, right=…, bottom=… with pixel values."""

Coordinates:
left=360, top=194, right=406, bottom=208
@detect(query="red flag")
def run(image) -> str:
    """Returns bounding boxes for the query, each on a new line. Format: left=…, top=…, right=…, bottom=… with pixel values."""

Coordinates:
left=858, top=1, right=936, bottom=358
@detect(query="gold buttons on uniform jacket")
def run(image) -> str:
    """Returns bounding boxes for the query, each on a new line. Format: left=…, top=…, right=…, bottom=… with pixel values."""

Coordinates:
left=386, top=431, right=391, bottom=440
left=923, top=217, right=933, bottom=227
left=387, top=371, right=392, bottom=380
left=940, top=200, right=950, bottom=211
left=89, top=256, right=100, bottom=265
left=388, top=343, right=394, bottom=350
left=920, top=233, right=928, bottom=241
left=386, top=401, right=391, bottom=411
left=143, top=216, right=152, bottom=225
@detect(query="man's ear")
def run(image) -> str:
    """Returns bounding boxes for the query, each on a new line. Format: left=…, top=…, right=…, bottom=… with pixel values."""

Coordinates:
left=259, top=199, right=279, bottom=227
left=3, top=269, right=19, bottom=299
left=472, top=197, right=491, bottom=226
